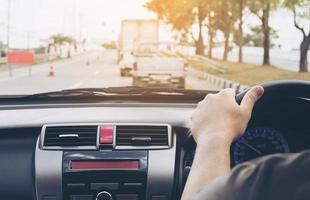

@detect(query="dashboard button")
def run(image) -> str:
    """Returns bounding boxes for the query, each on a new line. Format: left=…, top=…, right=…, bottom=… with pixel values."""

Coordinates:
left=96, top=191, right=113, bottom=200
left=123, top=182, right=142, bottom=187
left=91, top=182, right=119, bottom=190
left=99, top=126, right=114, bottom=144
left=115, top=194, right=138, bottom=200
left=151, top=195, right=166, bottom=200
left=67, top=183, right=86, bottom=190
left=70, top=195, right=93, bottom=200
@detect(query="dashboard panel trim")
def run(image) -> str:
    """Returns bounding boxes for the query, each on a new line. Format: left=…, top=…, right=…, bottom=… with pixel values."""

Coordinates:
left=0, top=105, right=193, bottom=129
left=40, top=123, right=172, bottom=150
left=0, top=102, right=197, bottom=110
left=35, top=136, right=63, bottom=200
left=146, top=133, right=177, bottom=200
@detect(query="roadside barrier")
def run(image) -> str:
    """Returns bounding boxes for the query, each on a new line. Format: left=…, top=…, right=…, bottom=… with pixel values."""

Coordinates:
left=188, top=68, right=249, bottom=93
left=190, top=55, right=227, bottom=73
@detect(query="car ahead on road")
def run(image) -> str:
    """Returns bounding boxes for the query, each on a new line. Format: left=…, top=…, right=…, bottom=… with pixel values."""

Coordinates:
left=132, top=56, right=186, bottom=89
left=0, top=81, right=310, bottom=200
left=119, top=52, right=136, bottom=77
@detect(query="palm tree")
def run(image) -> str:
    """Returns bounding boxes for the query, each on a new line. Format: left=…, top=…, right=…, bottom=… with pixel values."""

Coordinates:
left=50, top=34, right=76, bottom=58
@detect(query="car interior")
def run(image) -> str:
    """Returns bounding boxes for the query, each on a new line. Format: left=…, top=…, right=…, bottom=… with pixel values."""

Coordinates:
left=1, top=0, right=310, bottom=199
left=0, top=80, right=309, bottom=200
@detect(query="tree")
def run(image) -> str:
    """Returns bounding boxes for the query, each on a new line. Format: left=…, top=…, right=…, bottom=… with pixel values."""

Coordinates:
left=49, top=34, right=76, bottom=58
left=248, top=25, right=279, bottom=48
left=194, top=0, right=208, bottom=55
left=102, top=41, right=117, bottom=50
left=232, top=28, right=253, bottom=47
left=284, top=0, right=310, bottom=72
left=206, top=11, right=216, bottom=59
left=145, top=0, right=207, bottom=55
left=233, top=0, right=247, bottom=63
left=51, top=34, right=76, bottom=45
left=248, top=0, right=281, bottom=65
left=0, top=41, right=7, bottom=57
left=213, top=0, right=237, bottom=61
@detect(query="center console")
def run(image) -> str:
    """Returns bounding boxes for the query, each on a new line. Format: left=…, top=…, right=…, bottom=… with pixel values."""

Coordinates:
left=63, top=151, right=147, bottom=200
left=35, top=123, right=176, bottom=200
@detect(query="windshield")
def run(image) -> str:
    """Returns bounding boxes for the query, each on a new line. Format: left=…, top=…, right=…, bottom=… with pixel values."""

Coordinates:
left=0, top=0, right=309, bottom=95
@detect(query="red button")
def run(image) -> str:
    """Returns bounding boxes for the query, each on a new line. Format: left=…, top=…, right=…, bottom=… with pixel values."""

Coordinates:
left=99, top=126, right=113, bottom=144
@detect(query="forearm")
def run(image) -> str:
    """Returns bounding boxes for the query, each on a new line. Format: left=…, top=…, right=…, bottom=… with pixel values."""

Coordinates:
left=182, top=86, right=263, bottom=200
left=181, top=134, right=231, bottom=200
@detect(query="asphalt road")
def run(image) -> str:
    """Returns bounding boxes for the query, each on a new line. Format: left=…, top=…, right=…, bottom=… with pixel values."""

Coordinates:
left=0, top=50, right=219, bottom=95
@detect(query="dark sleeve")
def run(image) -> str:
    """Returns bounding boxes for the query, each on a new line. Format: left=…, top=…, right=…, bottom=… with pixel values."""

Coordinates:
left=193, top=150, right=310, bottom=200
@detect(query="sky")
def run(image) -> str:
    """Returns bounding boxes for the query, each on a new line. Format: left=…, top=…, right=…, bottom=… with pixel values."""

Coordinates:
left=0, top=0, right=161, bottom=48
left=0, top=0, right=306, bottom=50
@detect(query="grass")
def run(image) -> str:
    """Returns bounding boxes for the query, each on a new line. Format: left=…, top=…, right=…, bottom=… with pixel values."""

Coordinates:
left=189, top=58, right=310, bottom=86
left=188, top=59, right=226, bottom=75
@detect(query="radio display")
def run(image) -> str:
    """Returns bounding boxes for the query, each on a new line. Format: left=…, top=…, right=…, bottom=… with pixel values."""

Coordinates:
left=70, top=160, right=139, bottom=170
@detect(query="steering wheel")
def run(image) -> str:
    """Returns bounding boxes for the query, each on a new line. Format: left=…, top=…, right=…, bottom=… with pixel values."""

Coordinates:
left=236, top=80, right=310, bottom=111
left=230, top=80, right=310, bottom=166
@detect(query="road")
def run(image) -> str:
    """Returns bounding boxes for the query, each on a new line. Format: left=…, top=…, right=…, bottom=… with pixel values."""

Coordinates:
left=0, top=50, right=219, bottom=95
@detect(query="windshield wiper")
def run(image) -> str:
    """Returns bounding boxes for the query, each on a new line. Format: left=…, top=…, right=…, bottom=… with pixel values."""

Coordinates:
left=0, top=86, right=214, bottom=105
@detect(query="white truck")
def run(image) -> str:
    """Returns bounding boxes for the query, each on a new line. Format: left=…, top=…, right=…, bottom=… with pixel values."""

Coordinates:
left=118, top=20, right=159, bottom=76
left=119, top=19, right=159, bottom=53
left=132, top=56, right=186, bottom=89
left=132, top=42, right=186, bottom=89
left=118, top=20, right=186, bottom=88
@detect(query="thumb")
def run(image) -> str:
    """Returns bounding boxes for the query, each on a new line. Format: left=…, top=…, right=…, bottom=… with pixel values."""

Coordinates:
left=240, top=85, right=264, bottom=111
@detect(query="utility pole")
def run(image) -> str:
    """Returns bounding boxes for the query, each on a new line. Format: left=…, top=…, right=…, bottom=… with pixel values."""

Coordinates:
left=72, top=0, right=77, bottom=39
left=7, top=0, right=12, bottom=77
left=79, top=14, right=83, bottom=43
left=27, top=32, right=30, bottom=50
left=7, top=0, right=11, bottom=50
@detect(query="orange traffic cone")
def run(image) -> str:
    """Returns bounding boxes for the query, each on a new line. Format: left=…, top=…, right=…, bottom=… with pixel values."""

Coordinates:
left=48, top=64, right=55, bottom=77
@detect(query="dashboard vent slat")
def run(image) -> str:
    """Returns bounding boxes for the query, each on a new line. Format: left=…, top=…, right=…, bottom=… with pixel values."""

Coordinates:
left=116, top=125, right=169, bottom=147
left=43, top=126, right=98, bottom=147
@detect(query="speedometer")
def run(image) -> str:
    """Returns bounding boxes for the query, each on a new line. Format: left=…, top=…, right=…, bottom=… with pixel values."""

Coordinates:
left=232, top=127, right=290, bottom=166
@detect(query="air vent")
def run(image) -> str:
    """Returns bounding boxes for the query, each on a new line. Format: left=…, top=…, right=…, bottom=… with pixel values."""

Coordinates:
left=42, top=126, right=98, bottom=149
left=115, top=125, right=170, bottom=148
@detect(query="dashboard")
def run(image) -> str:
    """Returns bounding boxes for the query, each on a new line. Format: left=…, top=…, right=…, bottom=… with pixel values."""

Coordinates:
left=183, top=126, right=310, bottom=174
left=0, top=92, right=309, bottom=200
left=231, top=126, right=310, bottom=166
left=0, top=103, right=193, bottom=200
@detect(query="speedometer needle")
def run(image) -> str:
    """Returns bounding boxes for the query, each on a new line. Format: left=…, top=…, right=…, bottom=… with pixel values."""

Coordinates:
left=241, top=141, right=262, bottom=155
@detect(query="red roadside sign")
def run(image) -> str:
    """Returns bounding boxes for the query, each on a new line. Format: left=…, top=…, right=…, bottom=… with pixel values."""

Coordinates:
left=7, top=51, right=35, bottom=65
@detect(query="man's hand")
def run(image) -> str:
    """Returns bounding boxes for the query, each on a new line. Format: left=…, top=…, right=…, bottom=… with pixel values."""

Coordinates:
left=191, top=86, right=264, bottom=145
left=181, top=86, right=264, bottom=200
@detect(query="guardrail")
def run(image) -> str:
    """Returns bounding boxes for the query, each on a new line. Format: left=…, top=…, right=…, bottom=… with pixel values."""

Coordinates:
left=188, top=68, right=249, bottom=93
left=189, top=55, right=227, bottom=73
left=159, top=50, right=227, bottom=73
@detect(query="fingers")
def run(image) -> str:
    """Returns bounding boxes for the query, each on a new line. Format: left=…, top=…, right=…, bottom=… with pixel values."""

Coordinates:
left=220, top=88, right=235, bottom=97
left=202, top=88, right=235, bottom=102
left=240, top=85, right=264, bottom=111
left=220, top=88, right=236, bottom=102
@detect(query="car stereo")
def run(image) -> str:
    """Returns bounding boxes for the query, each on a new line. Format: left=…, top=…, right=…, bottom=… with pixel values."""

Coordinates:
left=63, top=151, right=147, bottom=200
